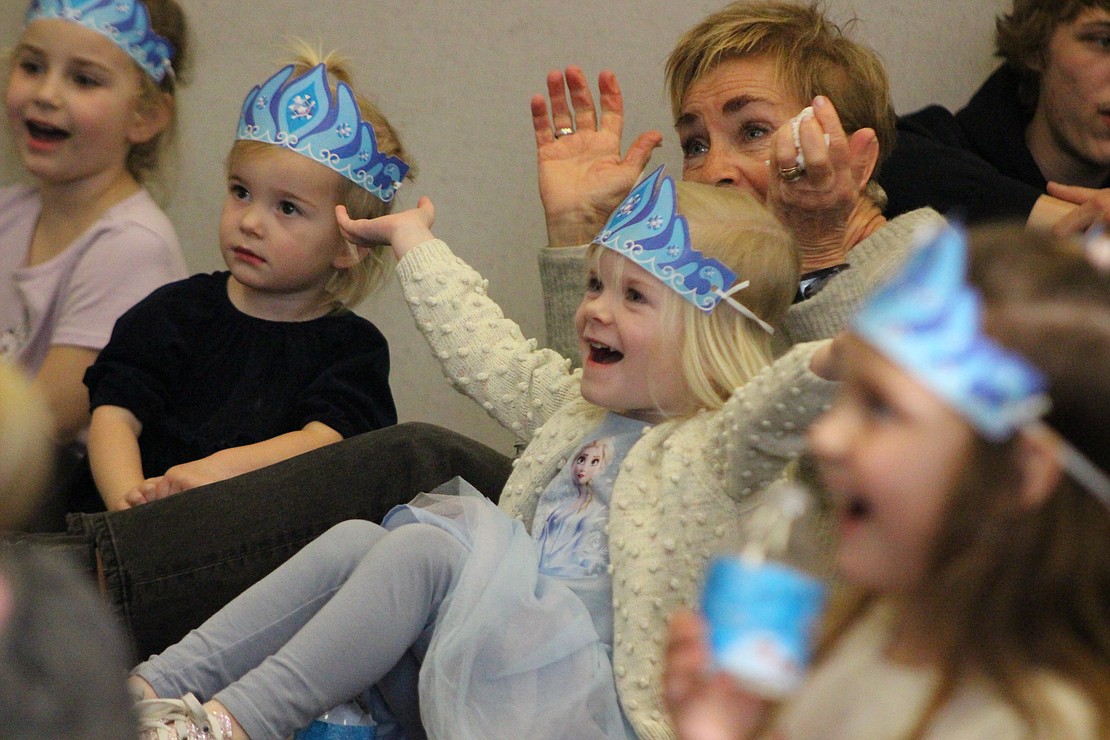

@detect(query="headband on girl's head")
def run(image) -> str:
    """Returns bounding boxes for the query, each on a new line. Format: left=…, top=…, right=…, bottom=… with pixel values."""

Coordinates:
left=854, top=224, right=1050, bottom=440
left=853, top=223, right=1110, bottom=506
left=26, top=0, right=174, bottom=82
left=592, top=166, right=775, bottom=333
left=236, top=64, right=410, bottom=203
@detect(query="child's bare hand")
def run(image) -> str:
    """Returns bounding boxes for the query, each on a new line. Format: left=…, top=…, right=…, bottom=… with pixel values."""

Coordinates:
left=122, top=474, right=184, bottom=506
left=125, top=456, right=240, bottom=505
left=664, top=609, right=769, bottom=740
left=122, top=476, right=178, bottom=507
left=809, top=336, right=844, bottom=381
left=336, top=197, right=436, bottom=261
left=157, top=457, right=237, bottom=496
left=123, top=479, right=159, bottom=507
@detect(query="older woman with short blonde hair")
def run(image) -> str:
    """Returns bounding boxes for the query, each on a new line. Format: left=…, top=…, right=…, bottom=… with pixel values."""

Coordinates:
left=533, top=0, right=944, bottom=358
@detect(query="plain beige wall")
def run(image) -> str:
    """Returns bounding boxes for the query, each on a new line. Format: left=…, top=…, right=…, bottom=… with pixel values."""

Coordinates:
left=1, top=0, right=1010, bottom=455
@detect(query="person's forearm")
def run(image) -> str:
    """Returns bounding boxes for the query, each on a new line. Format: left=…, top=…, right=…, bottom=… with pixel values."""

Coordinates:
left=199, top=422, right=343, bottom=480
left=545, top=210, right=609, bottom=248
left=538, top=244, right=587, bottom=364
left=33, top=345, right=98, bottom=444
left=1027, top=193, right=1076, bottom=231
left=87, top=405, right=145, bottom=510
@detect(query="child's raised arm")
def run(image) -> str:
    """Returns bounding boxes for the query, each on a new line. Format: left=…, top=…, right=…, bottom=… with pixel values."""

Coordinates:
left=336, top=197, right=436, bottom=262
left=712, top=341, right=839, bottom=503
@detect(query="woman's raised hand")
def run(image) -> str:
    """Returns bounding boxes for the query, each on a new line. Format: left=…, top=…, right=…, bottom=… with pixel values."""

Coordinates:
left=767, top=96, right=880, bottom=273
left=531, top=66, right=662, bottom=246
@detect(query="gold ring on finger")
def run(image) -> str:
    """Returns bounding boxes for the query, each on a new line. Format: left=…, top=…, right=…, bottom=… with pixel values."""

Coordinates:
left=779, top=165, right=805, bottom=182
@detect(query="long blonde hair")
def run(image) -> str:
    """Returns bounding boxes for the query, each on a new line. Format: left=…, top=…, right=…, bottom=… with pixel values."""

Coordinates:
left=586, top=182, right=798, bottom=415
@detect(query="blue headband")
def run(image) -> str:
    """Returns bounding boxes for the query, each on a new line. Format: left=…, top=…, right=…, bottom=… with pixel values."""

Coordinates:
left=854, top=223, right=1110, bottom=505
left=26, top=0, right=174, bottom=82
left=592, top=166, right=773, bottom=332
left=236, top=64, right=410, bottom=202
left=853, top=224, right=1050, bottom=442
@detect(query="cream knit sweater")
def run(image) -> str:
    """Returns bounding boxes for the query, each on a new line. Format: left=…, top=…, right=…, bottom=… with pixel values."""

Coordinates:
left=397, top=239, right=837, bottom=739
left=778, top=602, right=1100, bottom=738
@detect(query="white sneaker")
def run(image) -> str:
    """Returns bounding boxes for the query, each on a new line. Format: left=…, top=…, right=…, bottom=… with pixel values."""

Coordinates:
left=135, top=693, right=231, bottom=739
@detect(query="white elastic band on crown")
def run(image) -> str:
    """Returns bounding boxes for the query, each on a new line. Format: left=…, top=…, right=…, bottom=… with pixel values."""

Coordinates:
left=1027, top=422, right=1110, bottom=511
left=714, top=281, right=775, bottom=335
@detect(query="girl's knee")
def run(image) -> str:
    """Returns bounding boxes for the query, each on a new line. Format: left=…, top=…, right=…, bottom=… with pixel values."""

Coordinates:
left=311, top=520, right=384, bottom=565
left=384, top=524, right=466, bottom=574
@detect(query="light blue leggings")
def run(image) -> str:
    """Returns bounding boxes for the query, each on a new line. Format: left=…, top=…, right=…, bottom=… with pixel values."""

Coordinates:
left=133, top=519, right=466, bottom=739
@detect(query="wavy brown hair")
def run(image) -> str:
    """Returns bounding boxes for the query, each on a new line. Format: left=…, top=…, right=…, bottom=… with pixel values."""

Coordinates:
left=127, top=0, right=190, bottom=192
left=818, top=223, right=1110, bottom=738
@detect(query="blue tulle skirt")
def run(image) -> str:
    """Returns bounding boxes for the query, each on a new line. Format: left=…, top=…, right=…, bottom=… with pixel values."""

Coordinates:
left=382, top=484, right=633, bottom=739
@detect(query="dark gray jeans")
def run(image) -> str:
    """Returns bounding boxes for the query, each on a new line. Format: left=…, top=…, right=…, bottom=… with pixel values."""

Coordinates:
left=66, top=423, right=512, bottom=661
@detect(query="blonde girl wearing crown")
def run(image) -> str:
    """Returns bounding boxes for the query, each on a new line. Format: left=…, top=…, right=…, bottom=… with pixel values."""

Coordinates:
left=0, top=0, right=189, bottom=458
left=131, top=167, right=837, bottom=740
left=82, top=49, right=410, bottom=513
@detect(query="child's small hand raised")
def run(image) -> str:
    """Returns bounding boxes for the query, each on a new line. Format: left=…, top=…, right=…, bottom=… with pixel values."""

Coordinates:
left=663, top=609, right=770, bottom=740
left=336, top=196, right=436, bottom=261
left=809, top=336, right=843, bottom=382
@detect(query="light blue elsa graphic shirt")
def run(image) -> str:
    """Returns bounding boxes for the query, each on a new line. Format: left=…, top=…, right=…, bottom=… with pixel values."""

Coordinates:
left=532, top=412, right=647, bottom=648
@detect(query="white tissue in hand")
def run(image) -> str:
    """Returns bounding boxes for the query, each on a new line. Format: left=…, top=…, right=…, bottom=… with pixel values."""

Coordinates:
left=790, top=106, right=831, bottom=170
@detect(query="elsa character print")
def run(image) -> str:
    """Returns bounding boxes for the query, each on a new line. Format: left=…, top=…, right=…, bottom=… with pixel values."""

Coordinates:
left=571, top=440, right=609, bottom=508
left=535, top=437, right=615, bottom=577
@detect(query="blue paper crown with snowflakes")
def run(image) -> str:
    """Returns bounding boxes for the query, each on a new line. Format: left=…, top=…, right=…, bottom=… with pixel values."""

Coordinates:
left=592, top=167, right=773, bottom=332
left=26, top=0, right=174, bottom=82
left=853, top=224, right=1050, bottom=442
left=236, top=64, right=409, bottom=202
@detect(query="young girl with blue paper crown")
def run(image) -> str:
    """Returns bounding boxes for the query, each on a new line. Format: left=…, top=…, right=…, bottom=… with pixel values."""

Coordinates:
left=82, top=50, right=409, bottom=512
left=0, top=0, right=189, bottom=448
left=664, top=223, right=1110, bottom=738
left=129, top=165, right=839, bottom=740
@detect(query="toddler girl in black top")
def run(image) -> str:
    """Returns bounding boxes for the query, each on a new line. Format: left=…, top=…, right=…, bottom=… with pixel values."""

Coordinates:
left=84, top=47, right=412, bottom=511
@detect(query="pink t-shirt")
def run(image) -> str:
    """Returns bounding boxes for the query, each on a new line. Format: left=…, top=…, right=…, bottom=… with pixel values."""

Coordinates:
left=0, top=185, right=187, bottom=374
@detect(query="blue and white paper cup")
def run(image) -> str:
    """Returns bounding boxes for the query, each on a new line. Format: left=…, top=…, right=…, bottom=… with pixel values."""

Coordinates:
left=701, top=554, right=827, bottom=697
